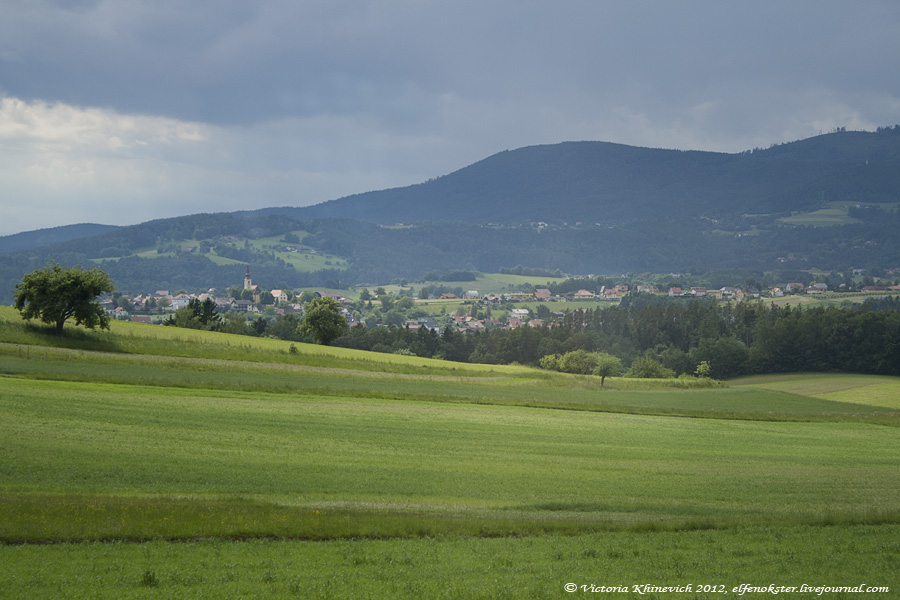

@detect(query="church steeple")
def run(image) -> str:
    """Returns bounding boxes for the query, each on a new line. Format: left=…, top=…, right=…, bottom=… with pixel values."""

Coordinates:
left=244, top=266, right=252, bottom=290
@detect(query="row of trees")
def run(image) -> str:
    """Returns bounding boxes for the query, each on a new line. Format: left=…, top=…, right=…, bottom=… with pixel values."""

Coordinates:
left=538, top=350, right=622, bottom=386
left=332, top=295, right=900, bottom=378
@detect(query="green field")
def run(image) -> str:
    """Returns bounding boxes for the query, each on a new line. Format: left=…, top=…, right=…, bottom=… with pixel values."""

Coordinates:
left=86, top=230, right=352, bottom=273
left=1, top=308, right=898, bottom=597
left=778, top=203, right=862, bottom=227
left=376, top=271, right=569, bottom=297
left=247, top=232, right=349, bottom=272
left=777, top=201, right=899, bottom=227
left=768, top=294, right=900, bottom=311
left=2, top=526, right=897, bottom=599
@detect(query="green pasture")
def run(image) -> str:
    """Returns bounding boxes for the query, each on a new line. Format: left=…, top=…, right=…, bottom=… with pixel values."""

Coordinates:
left=732, top=372, right=900, bottom=410
left=2, top=309, right=899, bottom=597
left=778, top=201, right=863, bottom=227
left=507, top=299, right=615, bottom=313
left=91, top=240, right=208, bottom=263
left=2, top=525, right=897, bottom=599
left=131, top=246, right=165, bottom=259
left=0, top=307, right=529, bottom=377
left=3, top=375, right=900, bottom=544
left=777, top=200, right=898, bottom=227
left=376, top=272, right=569, bottom=297
left=778, top=210, right=860, bottom=227
left=205, top=249, right=246, bottom=266
left=85, top=230, right=351, bottom=272
left=2, top=339, right=896, bottom=423
left=766, top=292, right=896, bottom=309
left=411, top=296, right=615, bottom=320
left=246, top=233, right=349, bottom=272
left=413, top=297, right=462, bottom=315
left=463, top=272, right=568, bottom=291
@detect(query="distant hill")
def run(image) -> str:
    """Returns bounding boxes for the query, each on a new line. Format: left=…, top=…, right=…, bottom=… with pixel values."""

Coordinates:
left=249, top=127, right=900, bottom=226
left=2, top=128, right=899, bottom=298
left=0, top=223, right=120, bottom=254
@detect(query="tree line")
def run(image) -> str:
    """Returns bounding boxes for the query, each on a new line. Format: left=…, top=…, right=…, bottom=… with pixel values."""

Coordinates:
left=17, top=261, right=896, bottom=380
left=332, top=296, right=900, bottom=378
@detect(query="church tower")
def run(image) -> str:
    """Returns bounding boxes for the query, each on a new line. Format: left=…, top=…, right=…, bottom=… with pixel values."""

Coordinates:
left=244, top=266, right=252, bottom=290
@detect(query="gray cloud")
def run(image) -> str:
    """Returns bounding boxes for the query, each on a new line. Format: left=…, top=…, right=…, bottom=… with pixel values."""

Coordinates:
left=1, top=0, right=899, bottom=235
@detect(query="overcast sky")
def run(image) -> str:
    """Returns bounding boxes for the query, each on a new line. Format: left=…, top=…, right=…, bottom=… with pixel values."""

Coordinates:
left=2, top=1, right=899, bottom=236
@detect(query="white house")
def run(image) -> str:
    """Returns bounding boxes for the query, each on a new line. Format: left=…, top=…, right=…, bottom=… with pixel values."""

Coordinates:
left=172, top=294, right=193, bottom=310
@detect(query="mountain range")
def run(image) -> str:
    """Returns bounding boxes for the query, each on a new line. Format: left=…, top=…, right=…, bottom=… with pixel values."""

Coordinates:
left=246, top=127, right=900, bottom=225
left=0, top=223, right=120, bottom=255
left=2, top=127, right=899, bottom=298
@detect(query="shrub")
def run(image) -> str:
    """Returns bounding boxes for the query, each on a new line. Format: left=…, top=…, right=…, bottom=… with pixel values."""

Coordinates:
left=539, top=354, right=560, bottom=370
left=627, top=356, right=676, bottom=379
left=558, top=349, right=599, bottom=375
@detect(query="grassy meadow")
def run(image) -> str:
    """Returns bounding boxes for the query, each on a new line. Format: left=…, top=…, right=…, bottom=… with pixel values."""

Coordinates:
left=1, top=307, right=898, bottom=597
left=376, top=271, right=569, bottom=297
left=86, top=230, right=352, bottom=273
left=245, top=233, right=350, bottom=272
left=778, top=201, right=899, bottom=227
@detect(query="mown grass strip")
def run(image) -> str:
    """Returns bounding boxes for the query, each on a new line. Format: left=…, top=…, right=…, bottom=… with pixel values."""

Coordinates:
left=4, top=494, right=900, bottom=545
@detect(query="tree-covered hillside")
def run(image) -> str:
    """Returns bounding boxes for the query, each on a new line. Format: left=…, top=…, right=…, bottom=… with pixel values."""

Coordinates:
left=1, top=128, right=899, bottom=298
left=252, top=127, right=900, bottom=226
left=2, top=207, right=898, bottom=300
left=0, top=223, right=120, bottom=254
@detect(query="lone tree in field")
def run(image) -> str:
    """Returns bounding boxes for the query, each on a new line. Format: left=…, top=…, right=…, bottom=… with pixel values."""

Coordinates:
left=14, top=264, right=116, bottom=333
left=592, top=352, right=623, bottom=388
left=298, top=296, right=346, bottom=345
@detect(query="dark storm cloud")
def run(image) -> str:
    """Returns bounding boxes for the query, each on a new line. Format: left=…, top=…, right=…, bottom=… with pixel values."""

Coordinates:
left=5, top=1, right=895, bottom=126
left=2, top=1, right=466, bottom=124
left=1, top=1, right=899, bottom=235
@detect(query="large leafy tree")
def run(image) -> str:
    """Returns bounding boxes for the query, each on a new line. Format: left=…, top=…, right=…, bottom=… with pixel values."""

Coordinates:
left=14, top=264, right=116, bottom=333
left=299, top=296, right=346, bottom=345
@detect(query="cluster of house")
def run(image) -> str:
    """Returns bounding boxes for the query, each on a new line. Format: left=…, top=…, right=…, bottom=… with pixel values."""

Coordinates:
left=103, top=267, right=360, bottom=324
left=437, top=280, right=900, bottom=333
left=99, top=290, right=219, bottom=323
left=446, top=312, right=551, bottom=333
left=104, top=264, right=900, bottom=330
left=440, top=289, right=554, bottom=303
left=571, top=282, right=900, bottom=300
left=666, top=286, right=757, bottom=300
left=101, top=288, right=306, bottom=324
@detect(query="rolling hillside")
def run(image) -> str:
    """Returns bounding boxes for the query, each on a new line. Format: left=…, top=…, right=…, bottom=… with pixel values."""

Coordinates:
left=1, top=128, right=899, bottom=296
left=251, top=127, right=900, bottom=225
left=1, top=312, right=899, bottom=596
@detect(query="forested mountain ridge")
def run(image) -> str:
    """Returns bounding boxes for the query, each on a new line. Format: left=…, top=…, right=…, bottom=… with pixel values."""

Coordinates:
left=0, top=223, right=120, bottom=254
left=249, top=127, right=900, bottom=225
left=1, top=128, right=899, bottom=298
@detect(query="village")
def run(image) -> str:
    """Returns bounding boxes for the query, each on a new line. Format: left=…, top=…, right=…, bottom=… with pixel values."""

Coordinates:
left=100, top=265, right=900, bottom=336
